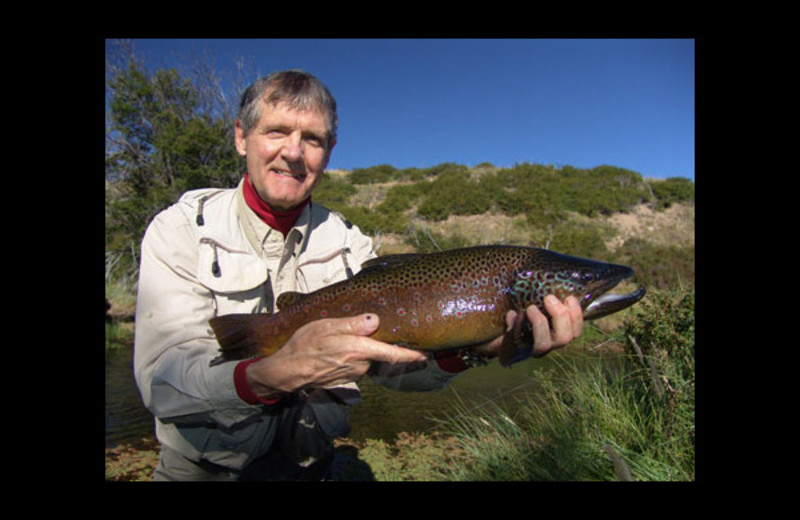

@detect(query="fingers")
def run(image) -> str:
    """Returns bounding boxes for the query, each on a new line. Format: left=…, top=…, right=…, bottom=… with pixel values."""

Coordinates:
left=297, top=313, right=427, bottom=365
left=528, top=295, right=584, bottom=357
left=354, top=335, right=428, bottom=364
left=526, top=304, right=553, bottom=357
left=544, top=295, right=583, bottom=343
left=260, top=313, right=428, bottom=392
left=311, top=312, right=380, bottom=337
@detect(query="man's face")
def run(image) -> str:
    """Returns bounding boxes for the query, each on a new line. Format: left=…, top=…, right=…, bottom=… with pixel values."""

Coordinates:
left=235, top=101, right=335, bottom=212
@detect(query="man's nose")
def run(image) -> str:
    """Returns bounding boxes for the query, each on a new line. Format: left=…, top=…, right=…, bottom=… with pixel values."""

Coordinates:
left=281, top=132, right=303, bottom=161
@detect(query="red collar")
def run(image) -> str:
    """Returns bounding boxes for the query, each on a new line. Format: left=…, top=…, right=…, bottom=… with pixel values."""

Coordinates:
left=242, top=173, right=310, bottom=236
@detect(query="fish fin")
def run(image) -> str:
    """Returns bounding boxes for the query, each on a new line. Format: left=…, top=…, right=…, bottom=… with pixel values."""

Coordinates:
left=209, top=313, right=272, bottom=360
left=360, top=253, right=424, bottom=272
left=497, top=311, right=533, bottom=367
left=276, top=291, right=308, bottom=311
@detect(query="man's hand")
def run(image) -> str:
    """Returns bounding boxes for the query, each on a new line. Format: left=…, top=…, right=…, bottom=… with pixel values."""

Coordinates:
left=474, top=295, right=584, bottom=361
left=244, top=313, right=427, bottom=400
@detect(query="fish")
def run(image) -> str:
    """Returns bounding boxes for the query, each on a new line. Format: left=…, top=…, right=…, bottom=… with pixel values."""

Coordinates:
left=210, top=245, right=646, bottom=366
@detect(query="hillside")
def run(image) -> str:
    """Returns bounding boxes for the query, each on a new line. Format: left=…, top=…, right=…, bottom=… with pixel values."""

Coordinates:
left=313, top=163, right=694, bottom=291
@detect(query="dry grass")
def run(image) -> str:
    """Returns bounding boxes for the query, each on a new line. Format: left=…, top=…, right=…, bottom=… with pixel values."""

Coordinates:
left=602, top=203, right=694, bottom=252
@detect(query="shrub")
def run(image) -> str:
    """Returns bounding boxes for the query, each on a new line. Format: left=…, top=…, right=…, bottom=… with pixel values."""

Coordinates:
left=313, top=173, right=357, bottom=212
left=612, top=238, right=695, bottom=290
left=417, top=170, right=492, bottom=221
left=349, top=164, right=399, bottom=184
left=545, top=221, right=613, bottom=259
left=442, top=288, right=695, bottom=481
left=378, top=183, right=427, bottom=214
left=650, top=177, right=695, bottom=210
left=339, top=206, right=409, bottom=236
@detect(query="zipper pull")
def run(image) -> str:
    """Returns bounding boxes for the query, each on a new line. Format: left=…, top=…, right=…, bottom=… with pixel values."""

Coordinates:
left=196, top=195, right=209, bottom=226
left=200, top=238, right=222, bottom=277
left=340, top=247, right=353, bottom=278
left=211, top=251, right=221, bottom=277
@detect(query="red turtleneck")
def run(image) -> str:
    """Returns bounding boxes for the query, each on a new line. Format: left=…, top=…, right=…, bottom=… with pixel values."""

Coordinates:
left=242, top=172, right=310, bottom=236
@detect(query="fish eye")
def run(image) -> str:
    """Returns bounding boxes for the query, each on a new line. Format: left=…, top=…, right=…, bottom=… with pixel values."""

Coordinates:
left=581, top=272, right=595, bottom=282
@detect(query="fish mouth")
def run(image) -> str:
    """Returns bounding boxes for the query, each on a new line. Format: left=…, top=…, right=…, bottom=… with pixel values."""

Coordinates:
left=584, top=284, right=647, bottom=320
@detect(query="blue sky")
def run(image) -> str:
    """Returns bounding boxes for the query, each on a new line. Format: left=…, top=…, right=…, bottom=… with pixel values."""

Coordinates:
left=121, top=39, right=694, bottom=180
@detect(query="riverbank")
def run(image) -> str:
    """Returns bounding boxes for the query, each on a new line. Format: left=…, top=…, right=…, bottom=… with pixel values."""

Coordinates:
left=105, top=431, right=467, bottom=481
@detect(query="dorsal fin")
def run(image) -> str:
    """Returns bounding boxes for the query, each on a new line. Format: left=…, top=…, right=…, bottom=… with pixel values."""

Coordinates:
left=276, top=291, right=308, bottom=311
left=360, top=253, right=424, bottom=273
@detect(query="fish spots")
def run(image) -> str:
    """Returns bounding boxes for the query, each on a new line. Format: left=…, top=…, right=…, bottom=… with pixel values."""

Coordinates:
left=450, top=280, right=469, bottom=293
left=287, top=246, right=546, bottom=337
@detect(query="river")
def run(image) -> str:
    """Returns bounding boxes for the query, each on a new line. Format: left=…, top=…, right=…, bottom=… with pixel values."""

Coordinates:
left=105, top=344, right=558, bottom=448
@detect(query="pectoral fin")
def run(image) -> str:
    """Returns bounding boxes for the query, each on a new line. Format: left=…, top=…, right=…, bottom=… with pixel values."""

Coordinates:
left=496, top=311, right=534, bottom=367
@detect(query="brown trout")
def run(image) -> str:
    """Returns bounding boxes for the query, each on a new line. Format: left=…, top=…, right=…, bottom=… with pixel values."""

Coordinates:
left=210, top=245, right=646, bottom=366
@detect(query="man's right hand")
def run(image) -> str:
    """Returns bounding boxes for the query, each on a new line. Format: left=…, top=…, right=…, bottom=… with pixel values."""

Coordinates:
left=243, top=313, right=428, bottom=400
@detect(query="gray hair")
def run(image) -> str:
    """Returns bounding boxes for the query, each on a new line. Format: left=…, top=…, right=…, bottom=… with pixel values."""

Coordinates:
left=237, top=70, right=338, bottom=146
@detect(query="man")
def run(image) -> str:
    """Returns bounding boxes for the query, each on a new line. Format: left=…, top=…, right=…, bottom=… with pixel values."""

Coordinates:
left=133, top=70, right=583, bottom=481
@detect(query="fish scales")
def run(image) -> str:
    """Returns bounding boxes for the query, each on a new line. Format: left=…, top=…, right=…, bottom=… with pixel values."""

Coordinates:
left=210, top=245, right=646, bottom=364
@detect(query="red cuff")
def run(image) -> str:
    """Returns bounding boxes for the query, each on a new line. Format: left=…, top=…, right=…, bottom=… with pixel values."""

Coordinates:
left=433, top=350, right=470, bottom=374
left=234, top=358, right=284, bottom=405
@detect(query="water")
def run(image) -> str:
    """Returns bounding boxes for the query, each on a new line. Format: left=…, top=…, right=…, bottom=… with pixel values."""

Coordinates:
left=105, top=345, right=556, bottom=447
left=349, top=357, right=554, bottom=440
left=105, top=346, right=155, bottom=447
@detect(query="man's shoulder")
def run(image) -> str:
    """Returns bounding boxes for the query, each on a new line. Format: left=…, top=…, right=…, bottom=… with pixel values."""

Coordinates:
left=176, top=186, right=236, bottom=210
left=310, top=202, right=355, bottom=231
left=146, top=186, right=238, bottom=237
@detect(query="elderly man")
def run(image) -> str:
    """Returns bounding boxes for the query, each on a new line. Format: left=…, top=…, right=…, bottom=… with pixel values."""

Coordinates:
left=133, top=70, right=583, bottom=481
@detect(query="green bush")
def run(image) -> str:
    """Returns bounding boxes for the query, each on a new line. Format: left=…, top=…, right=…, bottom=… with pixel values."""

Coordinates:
left=622, top=289, right=695, bottom=477
left=484, top=163, right=652, bottom=220
left=612, top=238, right=694, bottom=290
left=442, top=288, right=695, bottom=481
left=349, top=164, right=399, bottom=184
left=417, top=170, right=492, bottom=221
left=378, top=183, right=427, bottom=214
left=338, top=206, right=409, bottom=235
left=650, top=177, right=695, bottom=210
left=544, top=221, right=613, bottom=259
left=312, top=172, right=357, bottom=212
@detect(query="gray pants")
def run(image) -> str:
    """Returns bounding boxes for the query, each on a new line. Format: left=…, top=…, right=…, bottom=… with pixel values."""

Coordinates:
left=153, top=443, right=335, bottom=481
left=153, top=444, right=238, bottom=481
left=152, top=388, right=348, bottom=481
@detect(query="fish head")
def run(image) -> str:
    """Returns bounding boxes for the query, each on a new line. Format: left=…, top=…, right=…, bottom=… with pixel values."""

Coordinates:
left=515, top=250, right=646, bottom=320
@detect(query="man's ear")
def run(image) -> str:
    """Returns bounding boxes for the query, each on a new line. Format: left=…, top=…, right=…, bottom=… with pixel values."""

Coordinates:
left=234, top=119, right=247, bottom=156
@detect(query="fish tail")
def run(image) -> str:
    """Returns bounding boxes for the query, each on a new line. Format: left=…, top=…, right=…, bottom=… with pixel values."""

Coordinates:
left=209, top=313, right=273, bottom=360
